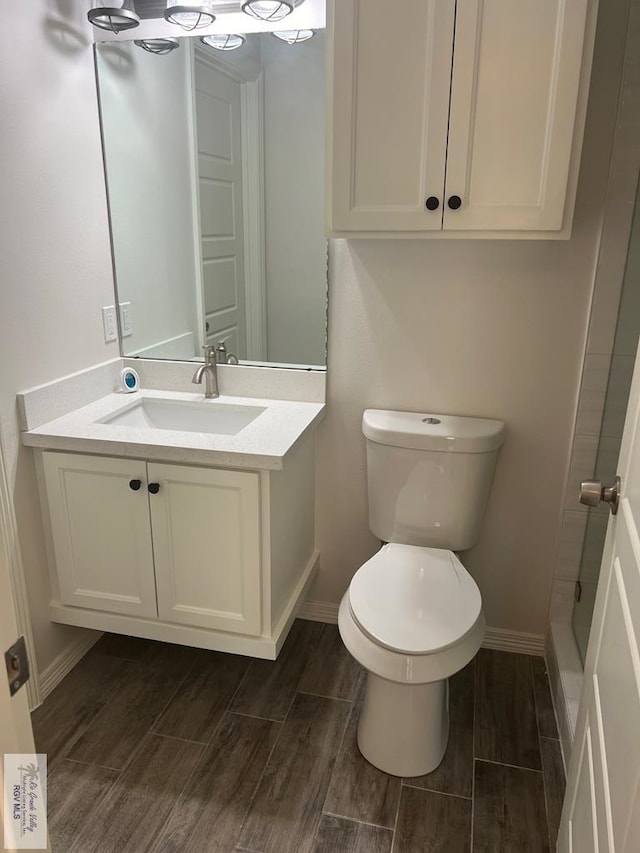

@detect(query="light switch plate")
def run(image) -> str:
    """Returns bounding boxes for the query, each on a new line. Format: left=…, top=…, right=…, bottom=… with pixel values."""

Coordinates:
left=102, top=306, right=117, bottom=343
left=119, top=302, right=132, bottom=338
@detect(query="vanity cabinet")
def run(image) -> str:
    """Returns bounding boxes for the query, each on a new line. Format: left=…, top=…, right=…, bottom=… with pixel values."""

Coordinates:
left=328, top=0, right=593, bottom=237
left=38, top=438, right=317, bottom=658
left=41, top=452, right=261, bottom=635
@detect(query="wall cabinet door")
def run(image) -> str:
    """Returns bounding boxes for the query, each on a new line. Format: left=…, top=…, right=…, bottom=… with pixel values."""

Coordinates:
left=328, top=0, right=590, bottom=235
left=148, top=463, right=261, bottom=635
left=42, top=452, right=157, bottom=618
left=329, top=0, right=455, bottom=232
left=444, top=0, right=589, bottom=231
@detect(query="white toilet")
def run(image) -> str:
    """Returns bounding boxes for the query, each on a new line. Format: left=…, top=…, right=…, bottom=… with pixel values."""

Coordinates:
left=339, top=409, right=505, bottom=777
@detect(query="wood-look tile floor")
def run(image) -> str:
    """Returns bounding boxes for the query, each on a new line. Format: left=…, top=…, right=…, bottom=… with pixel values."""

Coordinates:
left=33, top=620, right=565, bottom=853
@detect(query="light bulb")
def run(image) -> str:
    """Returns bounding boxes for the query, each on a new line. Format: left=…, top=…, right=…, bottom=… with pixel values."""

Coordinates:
left=272, top=29, right=314, bottom=44
left=164, top=2, right=216, bottom=31
left=242, top=1, right=294, bottom=23
left=201, top=34, right=246, bottom=51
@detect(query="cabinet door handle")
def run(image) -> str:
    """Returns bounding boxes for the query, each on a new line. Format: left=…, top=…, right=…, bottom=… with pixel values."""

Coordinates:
left=148, top=482, right=160, bottom=495
left=447, top=195, right=462, bottom=210
left=129, top=479, right=142, bottom=491
left=425, top=196, right=440, bottom=211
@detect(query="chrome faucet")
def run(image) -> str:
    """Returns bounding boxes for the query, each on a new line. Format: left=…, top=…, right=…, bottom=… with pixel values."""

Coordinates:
left=192, top=345, right=219, bottom=399
left=215, top=340, right=239, bottom=365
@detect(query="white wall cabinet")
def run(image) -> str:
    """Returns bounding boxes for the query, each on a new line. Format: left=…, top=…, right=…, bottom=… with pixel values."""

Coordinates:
left=328, top=0, right=594, bottom=237
left=38, top=437, right=318, bottom=658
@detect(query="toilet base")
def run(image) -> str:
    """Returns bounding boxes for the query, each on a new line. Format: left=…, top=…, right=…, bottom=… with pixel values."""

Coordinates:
left=357, top=672, right=450, bottom=777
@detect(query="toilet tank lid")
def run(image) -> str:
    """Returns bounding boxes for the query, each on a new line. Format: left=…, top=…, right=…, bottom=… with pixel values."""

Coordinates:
left=362, top=410, right=505, bottom=453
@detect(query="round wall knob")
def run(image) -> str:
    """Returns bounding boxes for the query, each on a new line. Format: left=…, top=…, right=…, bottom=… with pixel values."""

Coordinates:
left=447, top=195, right=462, bottom=210
left=148, top=483, right=160, bottom=495
left=425, top=196, right=440, bottom=211
left=129, top=479, right=141, bottom=491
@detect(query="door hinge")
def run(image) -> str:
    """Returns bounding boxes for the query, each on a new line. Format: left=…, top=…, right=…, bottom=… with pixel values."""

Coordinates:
left=5, top=636, right=30, bottom=696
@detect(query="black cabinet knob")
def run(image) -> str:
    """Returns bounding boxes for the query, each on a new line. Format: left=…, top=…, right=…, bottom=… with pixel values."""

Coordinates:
left=148, top=483, right=160, bottom=495
left=447, top=195, right=462, bottom=210
left=425, top=196, right=440, bottom=211
left=129, top=479, right=141, bottom=491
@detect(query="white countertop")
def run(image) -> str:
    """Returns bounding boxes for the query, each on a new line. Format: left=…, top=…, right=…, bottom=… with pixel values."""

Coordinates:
left=22, top=389, right=325, bottom=470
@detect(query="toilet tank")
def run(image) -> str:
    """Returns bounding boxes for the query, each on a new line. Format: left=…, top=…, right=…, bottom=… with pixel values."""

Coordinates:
left=363, top=410, right=505, bottom=551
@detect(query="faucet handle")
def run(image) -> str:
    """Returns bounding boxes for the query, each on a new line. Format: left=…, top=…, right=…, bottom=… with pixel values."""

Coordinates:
left=202, top=345, right=216, bottom=365
left=215, top=339, right=238, bottom=365
left=215, top=341, right=227, bottom=364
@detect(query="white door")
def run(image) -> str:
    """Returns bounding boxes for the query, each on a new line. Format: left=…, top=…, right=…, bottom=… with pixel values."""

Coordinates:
left=42, top=452, right=158, bottom=618
left=148, top=462, right=261, bottom=636
left=0, top=441, right=48, bottom=852
left=445, top=0, right=589, bottom=232
left=194, top=49, right=247, bottom=358
left=329, top=0, right=455, bottom=232
left=559, top=347, right=640, bottom=847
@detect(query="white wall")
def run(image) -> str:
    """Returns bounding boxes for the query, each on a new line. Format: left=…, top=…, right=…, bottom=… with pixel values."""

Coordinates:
left=311, top=0, right=625, bottom=638
left=97, top=40, right=199, bottom=358
left=0, top=0, right=117, bottom=673
left=262, top=32, right=327, bottom=366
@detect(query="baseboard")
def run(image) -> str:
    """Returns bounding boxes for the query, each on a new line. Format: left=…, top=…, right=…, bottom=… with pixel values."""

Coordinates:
left=298, top=599, right=339, bottom=624
left=38, top=630, right=103, bottom=704
left=482, top=626, right=545, bottom=656
left=298, top=599, right=545, bottom=656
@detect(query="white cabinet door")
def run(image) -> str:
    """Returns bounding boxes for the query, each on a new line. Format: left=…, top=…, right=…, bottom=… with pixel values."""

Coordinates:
left=42, top=452, right=157, bottom=618
left=148, top=463, right=261, bottom=635
left=444, top=0, right=589, bottom=231
left=329, top=0, right=455, bottom=232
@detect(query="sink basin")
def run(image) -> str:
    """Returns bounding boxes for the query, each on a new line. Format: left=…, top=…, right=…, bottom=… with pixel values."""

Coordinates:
left=98, top=398, right=266, bottom=436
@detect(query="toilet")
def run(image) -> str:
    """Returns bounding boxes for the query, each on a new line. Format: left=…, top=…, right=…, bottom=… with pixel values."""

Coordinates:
left=339, top=409, right=505, bottom=777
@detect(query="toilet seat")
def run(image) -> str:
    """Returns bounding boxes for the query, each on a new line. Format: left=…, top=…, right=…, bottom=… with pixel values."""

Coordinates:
left=348, top=544, right=482, bottom=656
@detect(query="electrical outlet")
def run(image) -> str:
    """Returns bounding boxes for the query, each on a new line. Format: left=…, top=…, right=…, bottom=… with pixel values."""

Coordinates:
left=102, top=306, right=117, bottom=343
left=119, top=302, right=132, bottom=338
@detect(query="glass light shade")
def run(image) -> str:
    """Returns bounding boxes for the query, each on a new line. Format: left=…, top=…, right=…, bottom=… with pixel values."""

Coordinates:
left=87, top=1, right=140, bottom=33
left=201, top=33, right=246, bottom=51
left=272, top=29, right=314, bottom=44
left=164, top=2, right=216, bottom=30
left=134, top=38, right=180, bottom=55
left=242, top=1, right=294, bottom=23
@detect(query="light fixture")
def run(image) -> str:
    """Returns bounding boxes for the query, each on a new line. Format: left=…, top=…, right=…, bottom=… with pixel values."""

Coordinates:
left=164, top=1, right=216, bottom=30
left=201, top=33, right=246, bottom=51
left=87, top=1, right=140, bottom=33
left=272, top=29, right=314, bottom=44
left=242, top=1, right=294, bottom=23
left=134, top=38, right=181, bottom=55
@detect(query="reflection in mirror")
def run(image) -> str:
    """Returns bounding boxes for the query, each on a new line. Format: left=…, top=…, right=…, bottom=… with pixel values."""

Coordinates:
left=95, top=28, right=327, bottom=368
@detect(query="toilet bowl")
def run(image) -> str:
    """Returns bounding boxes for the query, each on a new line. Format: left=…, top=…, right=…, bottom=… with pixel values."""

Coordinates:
left=339, top=409, right=505, bottom=778
left=339, top=543, right=485, bottom=777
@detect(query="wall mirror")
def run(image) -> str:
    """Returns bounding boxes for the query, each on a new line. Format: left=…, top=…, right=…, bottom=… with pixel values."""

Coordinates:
left=95, top=20, right=326, bottom=368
